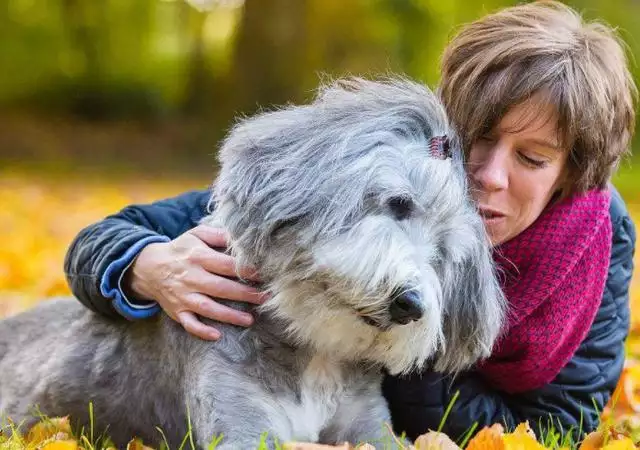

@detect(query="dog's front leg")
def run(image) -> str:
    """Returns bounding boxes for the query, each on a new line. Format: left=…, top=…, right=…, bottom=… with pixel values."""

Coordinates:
left=192, top=416, right=282, bottom=450
left=189, top=394, right=284, bottom=450
left=199, top=432, right=280, bottom=450
left=319, top=386, right=406, bottom=449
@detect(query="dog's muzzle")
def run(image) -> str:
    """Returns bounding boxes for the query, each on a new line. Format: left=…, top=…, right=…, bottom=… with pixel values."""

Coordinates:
left=388, top=289, right=424, bottom=324
left=356, top=287, right=424, bottom=329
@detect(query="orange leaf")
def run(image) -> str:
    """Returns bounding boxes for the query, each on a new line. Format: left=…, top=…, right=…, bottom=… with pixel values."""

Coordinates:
left=126, top=438, right=155, bottom=450
left=580, top=430, right=606, bottom=450
left=466, top=424, right=505, bottom=450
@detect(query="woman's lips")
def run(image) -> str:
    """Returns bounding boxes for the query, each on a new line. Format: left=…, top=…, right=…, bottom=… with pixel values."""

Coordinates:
left=478, top=206, right=506, bottom=224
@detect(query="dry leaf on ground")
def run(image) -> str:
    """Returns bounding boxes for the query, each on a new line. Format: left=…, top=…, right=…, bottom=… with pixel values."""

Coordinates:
left=502, top=421, right=546, bottom=450
left=601, top=439, right=636, bottom=450
left=466, top=424, right=505, bottom=450
left=283, top=443, right=377, bottom=450
left=579, top=426, right=636, bottom=450
left=414, top=430, right=461, bottom=450
left=283, top=443, right=352, bottom=450
left=26, top=416, right=73, bottom=446
left=126, top=438, right=155, bottom=450
left=39, top=440, right=79, bottom=450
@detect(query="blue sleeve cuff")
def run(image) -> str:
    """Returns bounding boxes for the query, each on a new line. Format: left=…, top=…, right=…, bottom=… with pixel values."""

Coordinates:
left=100, top=235, right=171, bottom=320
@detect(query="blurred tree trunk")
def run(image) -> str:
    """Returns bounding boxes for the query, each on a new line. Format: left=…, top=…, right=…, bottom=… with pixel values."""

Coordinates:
left=381, top=0, right=433, bottom=80
left=181, top=4, right=212, bottom=115
left=60, top=0, right=106, bottom=83
left=229, top=0, right=310, bottom=113
left=59, top=0, right=111, bottom=118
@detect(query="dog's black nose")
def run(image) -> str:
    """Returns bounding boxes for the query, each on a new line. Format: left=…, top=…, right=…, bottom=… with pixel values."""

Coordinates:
left=389, top=290, right=424, bottom=324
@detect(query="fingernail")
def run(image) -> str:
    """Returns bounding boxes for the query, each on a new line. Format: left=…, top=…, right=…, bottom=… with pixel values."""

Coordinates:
left=241, top=314, right=254, bottom=326
left=258, top=292, right=271, bottom=303
left=210, top=330, right=221, bottom=340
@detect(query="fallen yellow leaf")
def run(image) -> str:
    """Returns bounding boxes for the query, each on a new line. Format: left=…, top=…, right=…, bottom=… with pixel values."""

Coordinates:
left=502, top=422, right=546, bottom=450
left=502, top=433, right=546, bottom=450
left=26, top=417, right=73, bottom=446
left=579, top=425, right=636, bottom=450
left=511, top=423, right=536, bottom=440
left=39, top=440, right=79, bottom=450
left=601, top=438, right=636, bottom=450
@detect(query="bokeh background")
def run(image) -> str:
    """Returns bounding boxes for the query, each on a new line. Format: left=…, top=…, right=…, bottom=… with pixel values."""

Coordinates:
left=1, top=0, right=640, bottom=424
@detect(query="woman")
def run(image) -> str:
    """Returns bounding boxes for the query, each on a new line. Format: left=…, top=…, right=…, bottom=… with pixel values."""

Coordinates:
left=65, top=1, right=636, bottom=441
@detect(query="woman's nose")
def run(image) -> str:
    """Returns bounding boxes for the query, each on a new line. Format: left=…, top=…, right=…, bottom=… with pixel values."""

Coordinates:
left=471, top=147, right=509, bottom=192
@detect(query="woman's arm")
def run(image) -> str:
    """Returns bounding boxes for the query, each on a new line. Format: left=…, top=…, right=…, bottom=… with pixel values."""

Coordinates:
left=383, top=187, right=635, bottom=441
left=64, top=189, right=212, bottom=319
left=63, top=187, right=267, bottom=341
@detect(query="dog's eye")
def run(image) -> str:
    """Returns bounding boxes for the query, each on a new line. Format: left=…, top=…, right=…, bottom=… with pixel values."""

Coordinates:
left=387, top=196, right=414, bottom=220
left=271, top=217, right=299, bottom=235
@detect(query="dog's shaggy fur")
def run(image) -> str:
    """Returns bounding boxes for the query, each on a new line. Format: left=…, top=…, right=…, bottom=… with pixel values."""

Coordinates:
left=0, top=78, right=505, bottom=449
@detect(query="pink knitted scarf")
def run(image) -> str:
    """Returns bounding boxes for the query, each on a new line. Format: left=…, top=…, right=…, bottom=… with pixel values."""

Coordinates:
left=477, top=189, right=612, bottom=393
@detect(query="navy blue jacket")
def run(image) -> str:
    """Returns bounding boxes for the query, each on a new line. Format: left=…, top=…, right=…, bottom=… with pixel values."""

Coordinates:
left=64, top=187, right=635, bottom=441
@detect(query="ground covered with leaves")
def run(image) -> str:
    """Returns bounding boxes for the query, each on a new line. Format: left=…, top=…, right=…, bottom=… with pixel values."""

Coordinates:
left=1, top=168, right=640, bottom=449
left=2, top=416, right=638, bottom=450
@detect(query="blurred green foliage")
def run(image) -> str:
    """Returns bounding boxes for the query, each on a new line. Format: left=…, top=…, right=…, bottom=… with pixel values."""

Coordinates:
left=0, top=0, right=638, bottom=173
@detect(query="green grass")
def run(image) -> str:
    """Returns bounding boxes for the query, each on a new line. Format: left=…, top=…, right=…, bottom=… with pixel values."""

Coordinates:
left=0, top=393, right=605, bottom=450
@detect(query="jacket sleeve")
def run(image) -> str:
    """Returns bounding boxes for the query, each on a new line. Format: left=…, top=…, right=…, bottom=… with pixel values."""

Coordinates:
left=63, top=189, right=212, bottom=320
left=383, top=187, right=635, bottom=442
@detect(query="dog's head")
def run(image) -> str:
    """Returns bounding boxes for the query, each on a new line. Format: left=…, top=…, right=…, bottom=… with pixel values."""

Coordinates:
left=210, top=78, right=505, bottom=375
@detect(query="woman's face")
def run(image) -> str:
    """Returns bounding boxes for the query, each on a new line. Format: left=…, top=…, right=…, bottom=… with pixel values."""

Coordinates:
left=467, top=100, right=569, bottom=246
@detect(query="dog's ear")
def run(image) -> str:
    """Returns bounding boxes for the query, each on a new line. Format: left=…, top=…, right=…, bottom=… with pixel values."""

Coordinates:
left=211, top=172, right=311, bottom=269
left=433, top=234, right=506, bottom=374
left=211, top=113, right=320, bottom=270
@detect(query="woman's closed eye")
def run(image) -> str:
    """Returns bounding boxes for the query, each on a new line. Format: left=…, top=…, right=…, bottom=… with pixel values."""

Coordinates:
left=517, top=150, right=549, bottom=168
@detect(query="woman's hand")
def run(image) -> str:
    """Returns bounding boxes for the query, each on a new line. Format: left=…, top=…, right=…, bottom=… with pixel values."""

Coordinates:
left=123, top=225, right=267, bottom=340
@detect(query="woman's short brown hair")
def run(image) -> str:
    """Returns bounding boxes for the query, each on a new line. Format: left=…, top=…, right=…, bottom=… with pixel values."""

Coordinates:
left=439, top=0, right=637, bottom=196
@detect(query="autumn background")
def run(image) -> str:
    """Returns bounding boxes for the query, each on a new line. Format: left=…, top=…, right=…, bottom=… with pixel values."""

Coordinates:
left=1, top=0, right=640, bottom=442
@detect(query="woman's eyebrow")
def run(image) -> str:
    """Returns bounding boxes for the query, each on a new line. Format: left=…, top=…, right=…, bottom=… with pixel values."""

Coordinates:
left=523, top=137, right=561, bottom=151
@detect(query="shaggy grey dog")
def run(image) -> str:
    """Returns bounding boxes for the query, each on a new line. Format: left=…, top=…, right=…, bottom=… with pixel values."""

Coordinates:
left=0, top=78, right=505, bottom=449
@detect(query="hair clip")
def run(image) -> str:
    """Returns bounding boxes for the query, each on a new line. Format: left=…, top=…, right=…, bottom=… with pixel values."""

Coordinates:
left=428, top=135, right=451, bottom=160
